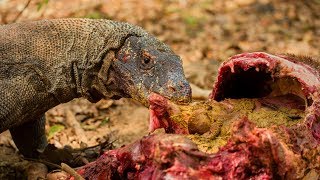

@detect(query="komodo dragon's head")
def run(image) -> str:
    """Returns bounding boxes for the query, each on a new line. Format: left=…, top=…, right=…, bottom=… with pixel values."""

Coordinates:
left=107, top=36, right=192, bottom=106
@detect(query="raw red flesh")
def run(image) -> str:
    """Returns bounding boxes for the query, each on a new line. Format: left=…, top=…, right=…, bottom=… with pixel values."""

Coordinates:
left=72, top=118, right=319, bottom=179
left=148, top=93, right=170, bottom=132
left=149, top=93, right=188, bottom=134
left=211, top=52, right=320, bottom=101
left=71, top=52, right=320, bottom=179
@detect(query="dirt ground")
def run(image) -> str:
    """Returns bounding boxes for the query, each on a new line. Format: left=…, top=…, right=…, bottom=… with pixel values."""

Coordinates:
left=0, top=0, right=319, bottom=178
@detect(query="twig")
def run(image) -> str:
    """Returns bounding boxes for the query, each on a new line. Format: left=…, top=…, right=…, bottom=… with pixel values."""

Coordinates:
left=12, top=0, right=32, bottom=23
left=61, top=163, right=85, bottom=180
left=65, top=110, right=88, bottom=144
left=23, top=157, right=61, bottom=169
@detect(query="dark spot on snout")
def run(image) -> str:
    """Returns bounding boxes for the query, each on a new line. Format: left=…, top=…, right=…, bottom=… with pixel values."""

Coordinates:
left=179, top=81, right=189, bottom=89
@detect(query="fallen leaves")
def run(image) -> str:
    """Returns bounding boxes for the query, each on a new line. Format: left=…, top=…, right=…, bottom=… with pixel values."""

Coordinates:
left=48, top=124, right=65, bottom=140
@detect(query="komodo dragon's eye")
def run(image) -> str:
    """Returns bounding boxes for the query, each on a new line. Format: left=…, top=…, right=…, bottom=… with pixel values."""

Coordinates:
left=143, top=57, right=151, bottom=64
left=140, top=51, right=155, bottom=70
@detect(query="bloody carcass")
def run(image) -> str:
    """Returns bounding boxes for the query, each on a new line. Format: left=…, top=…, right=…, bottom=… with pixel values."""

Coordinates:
left=72, top=52, right=320, bottom=179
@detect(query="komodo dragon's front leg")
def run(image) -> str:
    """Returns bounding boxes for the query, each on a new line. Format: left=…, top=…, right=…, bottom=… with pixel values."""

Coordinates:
left=10, top=117, right=47, bottom=158
left=0, top=19, right=191, bottom=160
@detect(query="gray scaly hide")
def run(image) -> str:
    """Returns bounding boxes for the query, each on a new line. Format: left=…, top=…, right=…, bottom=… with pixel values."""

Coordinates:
left=0, top=18, right=169, bottom=131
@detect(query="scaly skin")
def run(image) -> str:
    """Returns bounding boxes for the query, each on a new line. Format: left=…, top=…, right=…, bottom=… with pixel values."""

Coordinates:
left=0, top=18, right=191, bottom=158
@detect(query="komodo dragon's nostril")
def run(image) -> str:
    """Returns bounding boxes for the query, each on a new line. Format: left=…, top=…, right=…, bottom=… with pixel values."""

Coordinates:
left=168, top=85, right=177, bottom=92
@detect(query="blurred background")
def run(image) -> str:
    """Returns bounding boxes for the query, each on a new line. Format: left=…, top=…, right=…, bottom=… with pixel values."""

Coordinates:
left=0, top=0, right=319, bottom=150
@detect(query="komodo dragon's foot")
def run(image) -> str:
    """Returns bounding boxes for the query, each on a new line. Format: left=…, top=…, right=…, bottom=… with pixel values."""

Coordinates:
left=33, top=141, right=114, bottom=168
left=9, top=115, right=113, bottom=168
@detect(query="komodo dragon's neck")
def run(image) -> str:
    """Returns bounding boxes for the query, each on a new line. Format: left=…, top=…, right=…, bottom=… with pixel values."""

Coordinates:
left=0, top=19, right=148, bottom=129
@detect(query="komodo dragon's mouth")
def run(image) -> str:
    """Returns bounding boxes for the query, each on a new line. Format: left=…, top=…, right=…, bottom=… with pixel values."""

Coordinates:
left=148, top=52, right=320, bottom=135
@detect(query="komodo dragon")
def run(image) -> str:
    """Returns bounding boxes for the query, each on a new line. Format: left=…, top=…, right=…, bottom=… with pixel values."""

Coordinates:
left=0, top=18, right=191, bottom=159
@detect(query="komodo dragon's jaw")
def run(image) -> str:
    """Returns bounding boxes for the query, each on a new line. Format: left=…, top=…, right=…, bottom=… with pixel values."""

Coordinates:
left=110, top=35, right=192, bottom=107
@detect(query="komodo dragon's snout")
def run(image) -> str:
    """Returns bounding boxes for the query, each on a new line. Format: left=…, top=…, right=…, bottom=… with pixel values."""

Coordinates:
left=110, top=36, right=192, bottom=106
